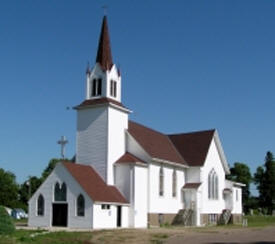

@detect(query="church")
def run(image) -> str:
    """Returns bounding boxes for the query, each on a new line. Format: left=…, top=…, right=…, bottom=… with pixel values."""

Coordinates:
left=28, top=16, right=244, bottom=229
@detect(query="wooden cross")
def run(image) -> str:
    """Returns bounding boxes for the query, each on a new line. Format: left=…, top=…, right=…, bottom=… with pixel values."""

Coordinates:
left=57, top=136, right=68, bottom=159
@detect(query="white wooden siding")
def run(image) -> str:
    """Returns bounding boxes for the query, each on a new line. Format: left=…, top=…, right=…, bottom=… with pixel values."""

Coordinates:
left=148, top=162, right=185, bottom=214
left=107, top=106, right=128, bottom=184
left=200, top=138, right=226, bottom=214
left=28, top=163, right=93, bottom=229
left=76, top=107, right=108, bottom=181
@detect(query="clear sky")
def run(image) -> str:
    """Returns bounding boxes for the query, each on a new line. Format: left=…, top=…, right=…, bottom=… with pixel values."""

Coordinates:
left=1, top=1, right=274, bottom=195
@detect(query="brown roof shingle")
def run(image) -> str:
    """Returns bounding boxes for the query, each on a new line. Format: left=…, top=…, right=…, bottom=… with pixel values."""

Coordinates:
left=128, top=121, right=186, bottom=165
left=115, top=152, right=146, bottom=164
left=63, top=162, right=127, bottom=204
left=96, top=16, right=113, bottom=71
left=169, top=130, right=215, bottom=167
left=75, top=97, right=126, bottom=110
left=128, top=121, right=215, bottom=167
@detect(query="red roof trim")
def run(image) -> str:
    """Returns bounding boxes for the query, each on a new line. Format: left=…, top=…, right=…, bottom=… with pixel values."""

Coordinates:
left=75, top=97, right=127, bottom=110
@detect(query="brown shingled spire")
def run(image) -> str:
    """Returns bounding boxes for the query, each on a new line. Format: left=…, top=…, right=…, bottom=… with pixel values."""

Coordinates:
left=96, top=16, right=113, bottom=71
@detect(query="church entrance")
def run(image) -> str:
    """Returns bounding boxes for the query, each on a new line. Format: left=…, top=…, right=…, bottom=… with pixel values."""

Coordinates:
left=52, top=203, right=68, bottom=227
left=116, top=206, right=122, bottom=227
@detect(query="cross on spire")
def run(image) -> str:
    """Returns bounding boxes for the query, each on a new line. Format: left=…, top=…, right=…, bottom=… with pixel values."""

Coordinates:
left=102, top=5, right=108, bottom=15
left=57, top=136, right=68, bottom=159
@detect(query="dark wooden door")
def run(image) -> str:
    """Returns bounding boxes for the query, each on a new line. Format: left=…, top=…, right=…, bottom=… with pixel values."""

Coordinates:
left=52, top=203, right=68, bottom=227
left=116, top=205, right=122, bottom=227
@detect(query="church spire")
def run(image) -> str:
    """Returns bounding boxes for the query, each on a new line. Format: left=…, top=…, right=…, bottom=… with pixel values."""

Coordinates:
left=96, top=16, right=113, bottom=71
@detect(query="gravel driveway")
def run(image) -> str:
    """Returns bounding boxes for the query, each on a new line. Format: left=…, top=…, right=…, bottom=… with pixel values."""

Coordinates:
left=166, top=226, right=275, bottom=244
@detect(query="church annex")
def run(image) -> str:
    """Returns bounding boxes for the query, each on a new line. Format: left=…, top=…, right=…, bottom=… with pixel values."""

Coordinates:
left=28, top=16, right=244, bottom=229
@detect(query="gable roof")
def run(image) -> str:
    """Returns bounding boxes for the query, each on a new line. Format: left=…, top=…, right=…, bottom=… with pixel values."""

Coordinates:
left=128, top=121, right=218, bottom=167
left=182, top=182, right=201, bottom=189
left=115, top=152, right=146, bottom=165
left=128, top=121, right=186, bottom=165
left=168, top=130, right=215, bottom=167
left=62, top=162, right=127, bottom=204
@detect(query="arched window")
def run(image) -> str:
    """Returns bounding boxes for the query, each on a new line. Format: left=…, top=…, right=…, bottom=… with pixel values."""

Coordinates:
left=159, top=166, right=164, bottom=196
left=172, top=169, right=177, bottom=197
left=61, top=182, right=67, bottom=201
left=208, top=169, right=219, bottom=199
left=54, top=182, right=67, bottom=201
left=77, top=194, right=85, bottom=217
left=37, top=194, right=44, bottom=216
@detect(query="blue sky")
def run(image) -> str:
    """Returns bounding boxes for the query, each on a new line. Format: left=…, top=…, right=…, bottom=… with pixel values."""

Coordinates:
left=1, top=1, right=274, bottom=194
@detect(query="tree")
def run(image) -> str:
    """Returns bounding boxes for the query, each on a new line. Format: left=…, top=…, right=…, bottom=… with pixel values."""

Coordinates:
left=227, top=162, right=252, bottom=213
left=0, top=206, right=15, bottom=234
left=41, top=158, right=68, bottom=181
left=0, top=168, right=19, bottom=208
left=254, top=151, right=275, bottom=214
left=19, top=176, right=42, bottom=209
left=254, top=166, right=265, bottom=207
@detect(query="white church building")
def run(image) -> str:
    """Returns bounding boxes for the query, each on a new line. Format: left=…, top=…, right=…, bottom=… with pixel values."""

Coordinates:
left=28, top=16, right=244, bottom=229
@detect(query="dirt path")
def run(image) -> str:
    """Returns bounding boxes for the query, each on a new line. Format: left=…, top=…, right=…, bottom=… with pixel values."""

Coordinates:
left=166, top=226, right=275, bottom=244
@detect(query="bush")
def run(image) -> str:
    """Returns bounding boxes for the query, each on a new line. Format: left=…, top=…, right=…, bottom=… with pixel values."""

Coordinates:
left=0, top=206, right=15, bottom=235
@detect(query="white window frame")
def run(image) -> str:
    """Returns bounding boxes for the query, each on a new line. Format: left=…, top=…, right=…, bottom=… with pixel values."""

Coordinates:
left=208, top=169, right=219, bottom=200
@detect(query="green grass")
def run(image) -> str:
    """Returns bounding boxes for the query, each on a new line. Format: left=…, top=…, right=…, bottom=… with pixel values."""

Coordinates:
left=245, top=215, right=275, bottom=227
left=0, top=230, right=93, bottom=244
left=1, top=216, right=275, bottom=243
left=14, top=218, right=28, bottom=226
left=150, top=233, right=168, bottom=244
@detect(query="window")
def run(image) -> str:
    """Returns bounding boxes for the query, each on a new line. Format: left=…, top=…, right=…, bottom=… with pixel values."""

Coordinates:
left=208, top=169, right=219, bottom=200
left=159, top=166, right=164, bottom=196
left=158, top=213, right=164, bottom=225
left=172, top=169, right=177, bottom=197
left=91, top=78, right=102, bottom=97
left=54, top=182, right=67, bottom=201
left=110, top=80, right=117, bottom=97
left=37, top=194, right=44, bottom=216
left=208, top=214, right=218, bottom=224
left=101, top=204, right=110, bottom=210
left=77, top=194, right=85, bottom=217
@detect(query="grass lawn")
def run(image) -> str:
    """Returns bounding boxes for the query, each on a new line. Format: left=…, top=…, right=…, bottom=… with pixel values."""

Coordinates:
left=0, top=216, right=274, bottom=244
left=245, top=215, right=275, bottom=227
left=0, top=229, right=170, bottom=244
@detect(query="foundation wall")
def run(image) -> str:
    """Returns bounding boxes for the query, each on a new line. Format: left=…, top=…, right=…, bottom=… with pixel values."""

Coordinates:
left=232, top=214, right=242, bottom=224
left=148, top=213, right=176, bottom=226
left=200, top=214, right=243, bottom=225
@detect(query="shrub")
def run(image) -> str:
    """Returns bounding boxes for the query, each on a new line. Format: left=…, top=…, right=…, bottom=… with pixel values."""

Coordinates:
left=0, top=206, right=15, bottom=235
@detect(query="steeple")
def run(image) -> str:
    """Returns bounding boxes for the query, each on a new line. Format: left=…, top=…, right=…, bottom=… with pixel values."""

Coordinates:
left=76, top=15, right=130, bottom=185
left=83, top=15, right=123, bottom=103
left=96, top=16, right=113, bottom=71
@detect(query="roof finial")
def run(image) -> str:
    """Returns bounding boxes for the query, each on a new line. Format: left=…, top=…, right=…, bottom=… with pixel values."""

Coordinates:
left=102, top=5, right=108, bottom=16
left=86, top=61, right=91, bottom=75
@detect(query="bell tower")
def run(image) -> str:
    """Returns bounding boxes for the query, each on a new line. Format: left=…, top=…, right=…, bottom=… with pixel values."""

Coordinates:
left=85, top=16, right=121, bottom=103
left=75, top=16, right=130, bottom=185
